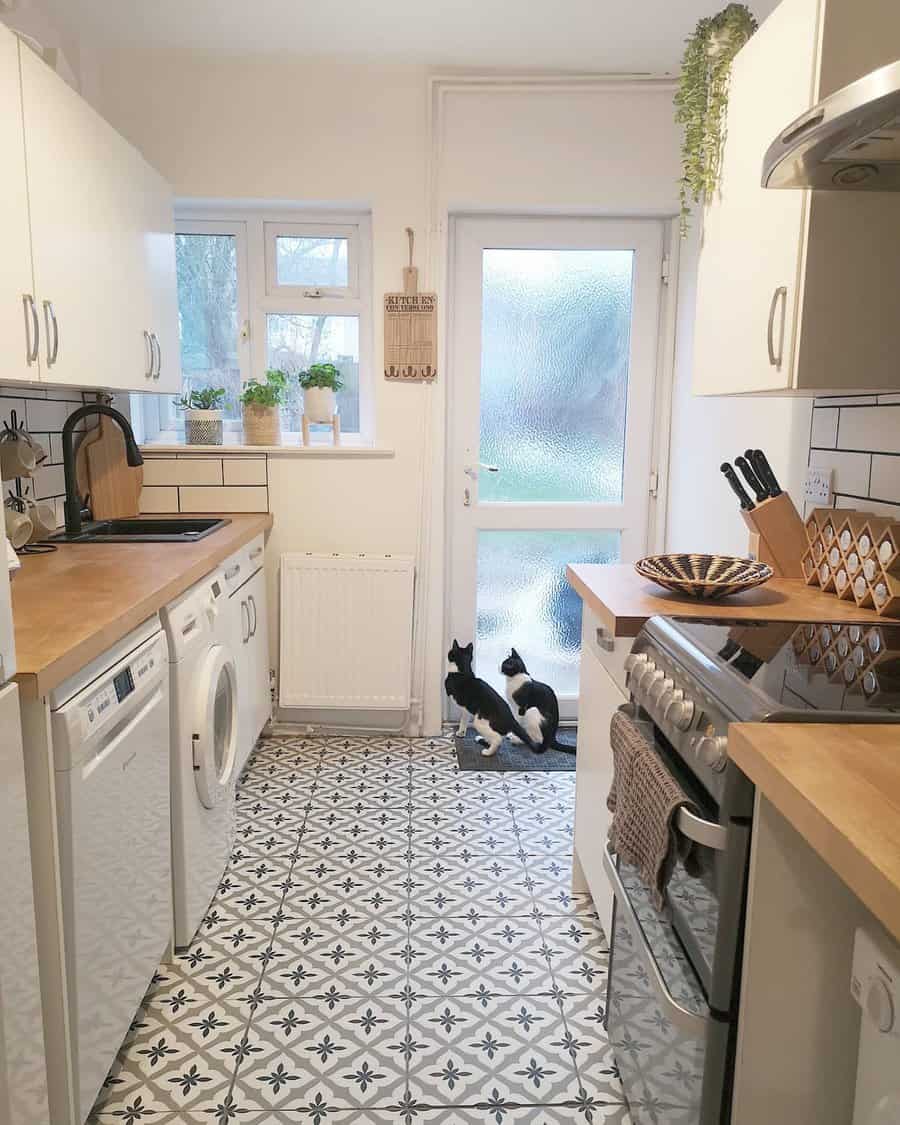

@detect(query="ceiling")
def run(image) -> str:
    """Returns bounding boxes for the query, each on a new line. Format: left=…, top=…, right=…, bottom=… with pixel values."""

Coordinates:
left=40, top=0, right=781, bottom=72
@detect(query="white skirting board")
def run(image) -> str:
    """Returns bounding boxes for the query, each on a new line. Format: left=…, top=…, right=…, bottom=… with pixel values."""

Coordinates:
left=279, top=553, right=415, bottom=710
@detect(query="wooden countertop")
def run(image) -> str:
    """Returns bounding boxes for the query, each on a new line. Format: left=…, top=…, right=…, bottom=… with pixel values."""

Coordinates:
left=11, top=512, right=273, bottom=700
left=730, top=724, right=900, bottom=942
left=567, top=562, right=892, bottom=638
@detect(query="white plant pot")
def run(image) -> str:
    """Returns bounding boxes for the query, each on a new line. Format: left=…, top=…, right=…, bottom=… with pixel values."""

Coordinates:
left=184, top=409, right=224, bottom=446
left=303, top=386, right=336, bottom=424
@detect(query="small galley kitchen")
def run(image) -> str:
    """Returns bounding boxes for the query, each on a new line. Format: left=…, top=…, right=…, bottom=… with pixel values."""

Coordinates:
left=2, top=1, right=900, bottom=1124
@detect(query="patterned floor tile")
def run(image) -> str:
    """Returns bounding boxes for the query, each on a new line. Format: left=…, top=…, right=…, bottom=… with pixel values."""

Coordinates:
left=91, top=732, right=627, bottom=1125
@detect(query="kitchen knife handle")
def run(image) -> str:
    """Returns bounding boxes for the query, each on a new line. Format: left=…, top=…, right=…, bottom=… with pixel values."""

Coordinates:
left=749, top=449, right=782, bottom=497
left=720, top=462, right=755, bottom=511
left=735, top=456, right=768, bottom=502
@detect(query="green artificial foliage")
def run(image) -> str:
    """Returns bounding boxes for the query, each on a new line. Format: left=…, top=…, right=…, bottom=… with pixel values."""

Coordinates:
left=239, top=369, right=288, bottom=407
left=172, top=386, right=227, bottom=411
left=674, top=3, right=758, bottom=237
left=298, top=363, right=344, bottom=391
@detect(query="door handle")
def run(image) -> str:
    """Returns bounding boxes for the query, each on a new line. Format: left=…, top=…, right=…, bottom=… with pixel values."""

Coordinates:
left=463, top=463, right=500, bottom=478
left=42, top=300, right=59, bottom=366
left=23, top=294, right=39, bottom=365
left=248, top=594, right=257, bottom=637
left=152, top=332, right=161, bottom=379
left=143, top=330, right=154, bottom=379
left=241, top=600, right=250, bottom=644
left=766, top=286, right=787, bottom=369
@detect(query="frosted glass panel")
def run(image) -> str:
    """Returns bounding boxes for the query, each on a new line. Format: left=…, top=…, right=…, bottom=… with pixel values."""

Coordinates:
left=480, top=249, right=633, bottom=503
left=476, top=530, right=621, bottom=696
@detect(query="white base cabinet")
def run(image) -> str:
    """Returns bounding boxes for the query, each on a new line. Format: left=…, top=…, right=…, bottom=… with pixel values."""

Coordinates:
left=1, top=25, right=179, bottom=393
left=572, top=610, right=630, bottom=940
left=693, top=0, right=900, bottom=396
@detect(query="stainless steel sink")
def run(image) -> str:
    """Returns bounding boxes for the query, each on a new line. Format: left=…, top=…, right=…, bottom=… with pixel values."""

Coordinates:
left=49, top=517, right=231, bottom=543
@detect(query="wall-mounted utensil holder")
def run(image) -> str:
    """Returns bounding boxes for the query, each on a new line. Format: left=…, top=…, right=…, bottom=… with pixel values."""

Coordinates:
left=741, top=491, right=807, bottom=577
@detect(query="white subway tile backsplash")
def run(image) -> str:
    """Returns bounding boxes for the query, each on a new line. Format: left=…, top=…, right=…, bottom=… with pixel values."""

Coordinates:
left=139, top=486, right=179, bottom=514
left=870, top=456, right=900, bottom=504
left=25, top=398, right=75, bottom=433
left=31, top=463, right=66, bottom=501
left=815, top=395, right=879, bottom=407
left=810, top=407, right=839, bottom=449
left=179, top=485, right=268, bottom=513
left=223, top=457, right=267, bottom=486
left=142, top=456, right=223, bottom=487
left=809, top=448, right=870, bottom=497
left=878, top=394, right=900, bottom=405
left=837, top=406, right=900, bottom=455
left=834, top=494, right=900, bottom=518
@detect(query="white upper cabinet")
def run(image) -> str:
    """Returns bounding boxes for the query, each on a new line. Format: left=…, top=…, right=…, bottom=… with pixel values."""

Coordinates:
left=693, top=0, right=900, bottom=396
left=0, top=29, right=39, bottom=384
left=1, top=27, right=179, bottom=393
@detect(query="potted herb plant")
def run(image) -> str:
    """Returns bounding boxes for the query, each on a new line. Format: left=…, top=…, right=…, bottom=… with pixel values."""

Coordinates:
left=240, top=369, right=287, bottom=446
left=172, top=386, right=227, bottom=445
left=298, top=363, right=343, bottom=424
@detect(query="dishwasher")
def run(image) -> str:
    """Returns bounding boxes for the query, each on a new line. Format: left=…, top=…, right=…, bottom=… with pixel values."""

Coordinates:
left=50, top=616, right=170, bottom=1124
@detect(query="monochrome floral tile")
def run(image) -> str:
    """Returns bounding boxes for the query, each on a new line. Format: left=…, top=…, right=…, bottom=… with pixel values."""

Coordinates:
left=90, top=732, right=629, bottom=1125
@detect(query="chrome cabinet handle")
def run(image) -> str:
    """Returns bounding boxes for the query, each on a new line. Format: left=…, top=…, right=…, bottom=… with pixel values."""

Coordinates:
left=241, top=600, right=250, bottom=644
left=43, top=300, right=59, bottom=366
left=144, top=330, right=154, bottom=378
left=767, top=286, right=787, bottom=369
left=603, top=842, right=709, bottom=1039
left=248, top=594, right=257, bottom=637
left=23, top=294, right=39, bottom=365
left=151, top=332, right=161, bottom=379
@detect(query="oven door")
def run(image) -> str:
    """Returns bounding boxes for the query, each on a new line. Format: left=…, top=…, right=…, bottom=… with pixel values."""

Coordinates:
left=604, top=842, right=712, bottom=1124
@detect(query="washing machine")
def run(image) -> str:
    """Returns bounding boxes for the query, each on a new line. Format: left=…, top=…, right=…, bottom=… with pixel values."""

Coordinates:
left=161, top=570, right=239, bottom=949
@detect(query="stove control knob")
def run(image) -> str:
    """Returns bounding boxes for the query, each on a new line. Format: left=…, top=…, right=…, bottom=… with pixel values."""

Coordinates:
left=657, top=683, right=677, bottom=714
left=648, top=675, right=674, bottom=704
left=664, top=692, right=695, bottom=731
left=632, top=659, right=655, bottom=689
left=696, top=734, right=728, bottom=771
left=624, top=652, right=648, bottom=674
left=640, top=667, right=665, bottom=694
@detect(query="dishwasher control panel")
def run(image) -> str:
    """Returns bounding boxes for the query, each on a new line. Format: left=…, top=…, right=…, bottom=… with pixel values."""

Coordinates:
left=80, top=635, right=166, bottom=739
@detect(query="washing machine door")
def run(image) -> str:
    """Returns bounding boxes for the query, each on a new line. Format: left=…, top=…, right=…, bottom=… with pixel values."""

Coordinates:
left=192, top=645, right=238, bottom=808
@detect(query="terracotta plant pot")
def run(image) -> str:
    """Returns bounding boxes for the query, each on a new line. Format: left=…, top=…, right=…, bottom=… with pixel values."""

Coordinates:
left=242, top=403, right=281, bottom=446
left=184, top=409, right=224, bottom=446
left=303, top=386, right=336, bottom=424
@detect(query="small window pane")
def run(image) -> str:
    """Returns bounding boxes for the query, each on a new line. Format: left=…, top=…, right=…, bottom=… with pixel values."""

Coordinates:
left=175, top=233, right=241, bottom=420
left=267, top=313, right=360, bottom=433
left=275, top=236, right=349, bottom=288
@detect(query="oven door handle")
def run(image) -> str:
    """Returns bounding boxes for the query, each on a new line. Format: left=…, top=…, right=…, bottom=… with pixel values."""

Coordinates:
left=677, top=807, right=728, bottom=851
left=603, top=841, right=709, bottom=1040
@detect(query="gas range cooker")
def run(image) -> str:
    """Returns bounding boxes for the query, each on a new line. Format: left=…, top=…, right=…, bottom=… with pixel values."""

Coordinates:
left=626, top=616, right=900, bottom=801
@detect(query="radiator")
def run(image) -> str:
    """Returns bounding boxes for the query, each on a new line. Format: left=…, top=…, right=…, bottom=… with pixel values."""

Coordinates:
left=279, top=553, right=415, bottom=710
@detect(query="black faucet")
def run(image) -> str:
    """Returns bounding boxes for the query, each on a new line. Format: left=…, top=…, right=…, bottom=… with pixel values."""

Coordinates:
left=62, top=404, right=144, bottom=537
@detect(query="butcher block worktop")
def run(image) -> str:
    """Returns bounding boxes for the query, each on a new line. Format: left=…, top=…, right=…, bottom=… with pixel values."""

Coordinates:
left=11, top=512, right=273, bottom=700
left=730, top=724, right=900, bottom=942
left=567, top=562, right=893, bottom=638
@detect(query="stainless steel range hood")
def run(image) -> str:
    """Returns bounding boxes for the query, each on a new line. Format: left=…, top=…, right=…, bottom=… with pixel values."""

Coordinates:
left=762, top=58, right=900, bottom=189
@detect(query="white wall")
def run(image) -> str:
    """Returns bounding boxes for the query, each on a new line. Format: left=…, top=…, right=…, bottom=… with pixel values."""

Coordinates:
left=665, top=229, right=812, bottom=555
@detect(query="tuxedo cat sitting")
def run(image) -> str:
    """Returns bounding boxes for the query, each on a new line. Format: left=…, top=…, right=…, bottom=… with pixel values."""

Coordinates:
left=500, top=648, right=575, bottom=754
left=445, top=639, right=536, bottom=757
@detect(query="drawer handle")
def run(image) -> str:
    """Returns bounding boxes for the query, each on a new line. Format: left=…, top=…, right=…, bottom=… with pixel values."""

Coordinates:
left=603, top=841, right=709, bottom=1039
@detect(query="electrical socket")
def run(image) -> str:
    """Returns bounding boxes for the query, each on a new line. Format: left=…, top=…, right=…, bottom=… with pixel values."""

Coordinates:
left=804, top=467, right=833, bottom=505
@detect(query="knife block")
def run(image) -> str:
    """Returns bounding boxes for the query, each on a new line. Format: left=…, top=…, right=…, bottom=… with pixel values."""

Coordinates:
left=741, top=492, right=806, bottom=578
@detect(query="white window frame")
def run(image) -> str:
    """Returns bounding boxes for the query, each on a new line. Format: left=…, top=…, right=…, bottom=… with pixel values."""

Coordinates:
left=135, top=206, right=374, bottom=446
left=264, top=221, right=360, bottom=300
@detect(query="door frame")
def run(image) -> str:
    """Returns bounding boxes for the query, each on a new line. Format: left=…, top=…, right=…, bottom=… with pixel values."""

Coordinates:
left=442, top=212, right=679, bottom=719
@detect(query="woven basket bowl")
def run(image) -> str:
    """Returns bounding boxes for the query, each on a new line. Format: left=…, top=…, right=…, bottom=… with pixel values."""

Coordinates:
left=635, top=553, right=773, bottom=600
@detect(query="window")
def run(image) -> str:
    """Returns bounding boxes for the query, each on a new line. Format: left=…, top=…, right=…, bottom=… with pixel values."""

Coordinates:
left=132, top=210, right=371, bottom=444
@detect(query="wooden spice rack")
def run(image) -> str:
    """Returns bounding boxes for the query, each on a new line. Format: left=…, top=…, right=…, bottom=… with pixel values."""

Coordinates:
left=802, top=509, right=900, bottom=618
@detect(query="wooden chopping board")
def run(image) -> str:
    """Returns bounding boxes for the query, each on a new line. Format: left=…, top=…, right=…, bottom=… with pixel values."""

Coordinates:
left=75, top=422, right=104, bottom=504
left=84, top=415, right=144, bottom=519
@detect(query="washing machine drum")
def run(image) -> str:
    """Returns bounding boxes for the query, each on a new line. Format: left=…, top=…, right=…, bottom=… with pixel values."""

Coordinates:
left=192, top=645, right=238, bottom=808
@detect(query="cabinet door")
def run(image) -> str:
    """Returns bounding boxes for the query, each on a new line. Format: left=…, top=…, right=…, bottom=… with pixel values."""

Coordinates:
left=573, top=614, right=627, bottom=941
left=246, top=568, right=271, bottom=745
left=142, top=163, right=180, bottom=393
left=693, top=0, right=821, bottom=395
left=0, top=32, right=40, bottom=383
left=19, top=46, right=149, bottom=390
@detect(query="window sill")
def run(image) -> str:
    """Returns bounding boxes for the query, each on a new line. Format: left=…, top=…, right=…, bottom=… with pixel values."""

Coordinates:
left=140, top=436, right=394, bottom=459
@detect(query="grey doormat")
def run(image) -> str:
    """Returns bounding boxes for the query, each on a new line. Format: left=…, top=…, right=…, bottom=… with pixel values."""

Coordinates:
left=454, top=727, right=577, bottom=772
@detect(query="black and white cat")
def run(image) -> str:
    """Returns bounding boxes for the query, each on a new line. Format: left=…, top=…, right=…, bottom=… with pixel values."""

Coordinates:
left=444, top=640, right=536, bottom=757
left=500, top=648, right=574, bottom=754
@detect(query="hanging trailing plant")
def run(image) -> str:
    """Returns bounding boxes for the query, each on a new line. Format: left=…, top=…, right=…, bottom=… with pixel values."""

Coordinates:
left=674, top=3, right=758, bottom=237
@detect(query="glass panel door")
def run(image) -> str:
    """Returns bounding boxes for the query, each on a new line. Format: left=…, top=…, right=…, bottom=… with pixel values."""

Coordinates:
left=449, top=216, right=664, bottom=717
